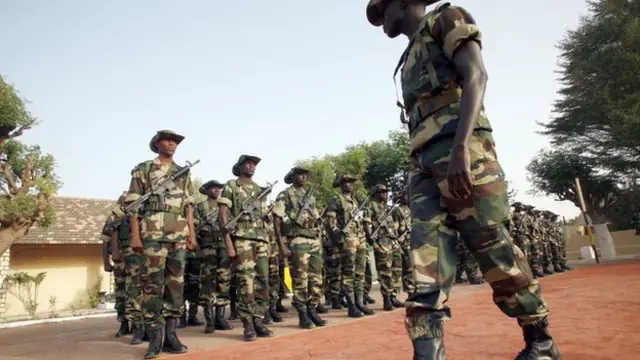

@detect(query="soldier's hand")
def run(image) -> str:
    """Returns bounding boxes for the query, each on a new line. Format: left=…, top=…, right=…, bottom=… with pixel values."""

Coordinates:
left=131, top=236, right=143, bottom=253
left=186, top=234, right=197, bottom=251
left=447, top=145, right=473, bottom=200
left=227, top=247, right=237, bottom=259
left=104, top=262, right=113, bottom=272
left=280, top=245, right=292, bottom=258
left=111, top=251, right=122, bottom=262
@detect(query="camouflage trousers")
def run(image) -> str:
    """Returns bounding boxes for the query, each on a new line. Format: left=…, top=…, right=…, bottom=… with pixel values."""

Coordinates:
left=541, top=238, right=553, bottom=270
left=288, top=236, right=323, bottom=309
left=512, top=233, right=530, bottom=260
left=340, top=236, right=367, bottom=296
left=548, top=238, right=562, bottom=267
left=528, top=237, right=543, bottom=272
left=278, top=256, right=288, bottom=299
left=233, top=238, right=269, bottom=320
left=142, top=241, right=187, bottom=329
left=393, top=242, right=415, bottom=294
left=183, top=255, right=202, bottom=307
left=113, top=259, right=127, bottom=321
left=557, top=235, right=568, bottom=267
left=268, top=238, right=280, bottom=305
left=364, top=250, right=372, bottom=297
left=199, top=242, right=233, bottom=307
left=455, top=237, right=480, bottom=279
left=405, top=131, right=549, bottom=341
left=373, top=239, right=395, bottom=296
left=324, top=243, right=342, bottom=298
left=124, top=246, right=146, bottom=326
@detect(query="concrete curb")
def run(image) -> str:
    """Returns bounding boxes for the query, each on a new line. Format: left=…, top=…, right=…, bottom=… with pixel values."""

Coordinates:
left=0, top=311, right=115, bottom=329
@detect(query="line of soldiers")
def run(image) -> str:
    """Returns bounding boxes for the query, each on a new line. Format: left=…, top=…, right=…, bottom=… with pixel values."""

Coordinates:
left=100, top=130, right=416, bottom=359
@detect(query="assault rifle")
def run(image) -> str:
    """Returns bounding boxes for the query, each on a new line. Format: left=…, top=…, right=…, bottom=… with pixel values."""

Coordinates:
left=195, top=207, right=219, bottom=234
left=340, top=196, right=370, bottom=233
left=370, top=201, right=400, bottom=241
left=295, top=186, right=315, bottom=226
left=224, top=181, right=278, bottom=234
left=103, top=159, right=200, bottom=234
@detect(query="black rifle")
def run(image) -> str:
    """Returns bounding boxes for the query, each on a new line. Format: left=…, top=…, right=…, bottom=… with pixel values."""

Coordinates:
left=195, top=206, right=219, bottom=234
left=224, top=181, right=278, bottom=234
left=340, top=196, right=370, bottom=232
left=295, top=186, right=315, bottom=226
left=370, top=201, right=400, bottom=240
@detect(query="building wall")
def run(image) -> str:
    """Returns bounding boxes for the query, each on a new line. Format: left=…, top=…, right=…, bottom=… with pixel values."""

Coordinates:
left=565, top=229, right=640, bottom=260
left=0, top=249, right=11, bottom=316
left=4, top=244, right=111, bottom=318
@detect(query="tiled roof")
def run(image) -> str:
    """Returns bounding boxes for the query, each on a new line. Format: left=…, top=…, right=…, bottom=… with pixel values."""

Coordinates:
left=17, top=197, right=116, bottom=245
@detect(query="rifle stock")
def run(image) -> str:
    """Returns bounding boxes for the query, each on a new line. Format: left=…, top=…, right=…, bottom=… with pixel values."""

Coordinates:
left=224, top=180, right=278, bottom=234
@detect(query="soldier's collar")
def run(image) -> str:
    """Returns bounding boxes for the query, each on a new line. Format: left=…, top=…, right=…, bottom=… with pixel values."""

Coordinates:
left=152, top=156, right=176, bottom=167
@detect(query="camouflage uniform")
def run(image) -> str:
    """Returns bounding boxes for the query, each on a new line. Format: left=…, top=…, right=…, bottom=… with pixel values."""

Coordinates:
left=392, top=202, right=415, bottom=295
left=218, top=154, right=273, bottom=339
left=180, top=249, right=203, bottom=327
left=194, top=179, right=233, bottom=333
left=511, top=203, right=530, bottom=260
left=550, top=214, right=571, bottom=270
left=543, top=212, right=565, bottom=273
left=364, top=247, right=374, bottom=303
left=324, top=174, right=373, bottom=317
left=322, top=217, right=343, bottom=308
left=454, top=237, right=483, bottom=284
left=365, top=3, right=558, bottom=357
left=273, top=166, right=326, bottom=328
left=539, top=213, right=555, bottom=275
left=263, top=215, right=284, bottom=323
left=525, top=206, right=544, bottom=278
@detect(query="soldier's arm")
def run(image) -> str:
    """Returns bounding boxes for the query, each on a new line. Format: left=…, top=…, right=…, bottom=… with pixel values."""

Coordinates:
left=125, top=165, right=146, bottom=249
left=217, top=182, right=236, bottom=256
left=431, top=6, right=486, bottom=147
left=362, top=203, right=373, bottom=238
left=184, top=176, right=196, bottom=245
left=324, top=197, right=342, bottom=239
left=272, top=191, right=290, bottom=252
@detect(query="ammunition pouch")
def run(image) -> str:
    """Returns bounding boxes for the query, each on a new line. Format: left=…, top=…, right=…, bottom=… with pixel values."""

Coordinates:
left=144, top=203, right=184, bottom=215
left=409, top=88, right=462, bottom=133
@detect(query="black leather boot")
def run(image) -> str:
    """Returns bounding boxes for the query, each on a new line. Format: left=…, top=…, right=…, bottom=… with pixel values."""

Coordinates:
left=187, top=305, right=204, bottom=326
left=142, top=327, right=149, bottom=342
left=143, top=322, right=163, bottom=359
left=270, top=305, right=284, bottom=322
left=340, top=296, right=348, bottom=308
left=276, top=298, right=289, bottom=313
left=553, top=265, right=565, bottom=273
left=562, top=263, right=572, bottom=271
left=253, top=316, right=274, bottom=338
left=515, top=318, right=562, bottom=360
left=115, top=320, right=130, bottom=337
left=413, top=337, right=446, bottom=360
left=262, top=306, right=273, bottom=324
left=331, top=296, right=343, bottom=310
left=177, top=310, right=187, bottom=328
left=390, top=295, right=404, bottom=308
left=242, top=318, right=257, bottom=341
left=355, top=294, right=375, bottom=315
left=346, top=295, right=363, bottom=318
left=324, top=296, right=331, bottom=306
left=214, top=306, right=233, bottom=330
left=229, top=298, right=238, bottom=321
left=203, top=307, right=215, bottom=334
left=468, top=276, right=485, bottom=285
left=307, top=305, right=327, bottom=327
left=316, top=302, right=329, bottom=314
left=162, top=318, right=187, bottom=354
left=364, top=294, right=376, bottom=304
left=297, top=307, right=315, bottom=329
left=130, top=323, right=145, bottom=345
left=383, top=295, right=394, bottom=311
left=532, top=269, right=545, bottom=278
left=543, top=268, right=554, bottom=276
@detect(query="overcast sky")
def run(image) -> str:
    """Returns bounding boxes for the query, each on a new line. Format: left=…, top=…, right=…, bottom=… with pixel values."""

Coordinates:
left=1, top=0, right=590, bottom=219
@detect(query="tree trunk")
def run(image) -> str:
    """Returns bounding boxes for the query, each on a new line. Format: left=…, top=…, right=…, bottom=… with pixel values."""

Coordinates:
left=0, top=225, right=31, bottom=258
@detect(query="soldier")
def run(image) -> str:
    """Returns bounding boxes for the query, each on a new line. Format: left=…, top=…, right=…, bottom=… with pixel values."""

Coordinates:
left=550, top=213, right=572, bottom=271
left=195, top=179, right=234, bottom=334
left=322, top=210, right=343, bottom=309
left=324, top=174, right=374, bottom=317
left=391, top=192, right=415, bottom=297
left=524, top=205, right=545, bottom=278
left=363, top=184, right=402, bottom=310
left=179, top=243, right=204, bottom=328
left=263, top=208, right=285, bottom=324
left=273, top=166, right=327, bottom=328
left=533, top=210, right=554, bottom=276
left=455, top=238, right=484, bottom=285
left=511, top=202, right=529, bottom=259
left=363, top=255, right=376, bottom=304
left=632, top=206, right=640, bottom=235
left=217, top=154, right=274, bottom=341
left=366, top=1, right=561, bottom=358
left=125, top=130, right=196, bottom=358
left=543, top=211, right=564, bottom=274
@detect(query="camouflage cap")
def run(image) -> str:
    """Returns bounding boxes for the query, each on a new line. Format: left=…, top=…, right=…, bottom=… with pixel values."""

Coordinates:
left=149, top=130, right=185, bottom=153
left=369, top=184, right=388, bottom=195
left=199, top=179, right=224, bottom=195
left=232, top=154, right=261, bottom=177
left=366, top=0, right=440, bottom=27
left=284, top=166, right=310, bottom=184
left=332, top=174, right=358, bottom=188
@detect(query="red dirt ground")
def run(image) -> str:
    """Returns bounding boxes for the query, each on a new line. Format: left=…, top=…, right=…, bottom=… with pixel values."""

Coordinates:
left=178, top=261, right=640, bottom=360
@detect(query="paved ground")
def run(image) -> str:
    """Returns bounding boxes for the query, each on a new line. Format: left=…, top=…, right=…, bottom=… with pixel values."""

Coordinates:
left=2, top=259, right=638, bottom=360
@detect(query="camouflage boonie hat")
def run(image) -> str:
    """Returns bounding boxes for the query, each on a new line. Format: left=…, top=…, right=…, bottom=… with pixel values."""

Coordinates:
left=369, top=184, right=388, bottom=196
left=199, top=180, right=224, bottom=195
left=366, top=0, right=440, bottom=27
left=332, top=174, right=358, bottom=188
left=149, top=130, right=185, bottom=153
left=512, top=201, right=523, bottom=208
left=523, top=205, right=535, bottom=211
left=284, top=166, right=310, bottom=184
left=232, top=154, right=261, bottom=177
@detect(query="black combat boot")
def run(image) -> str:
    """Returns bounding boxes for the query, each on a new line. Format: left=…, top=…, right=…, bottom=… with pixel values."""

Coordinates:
left=468, top=276, right=485, bottom=285
left=455, top=273, right=466, bottom=284
left=562, top=263, right=572, bottom=271
left=262, top=306, right=273, bottom=324
left=142, top=327, right=150, bottom=342
left=543, top=268, right=554, bottom=276
left=275, top=298, right=289, bottom=313
left=214, top=306, right=233, bottom=330
left=187, top=305, right=204, bottom=326
left=364, top=293, right=376, bottom=304
left=532, top=269, right=545, bottom=279
left=390, top=295, right=404, bottom=308
left=296, top=306, right=315, bottom=329
left=324, top=296, right=332, bottom=307
left=413, top=337, right=447, bottom=360
left=316, top=302, right=329, bottom=314
left=346, top=295, right=363, bottom=318
left=229, top=298, right=238, bottom=321
left=177, top=311, right=187, bottom=328
left=553, top=265, right=565, bottom=273
left=331, top=296, right=343, bottom=310
left=514, top=318, right=561, bottom=360
left=115, top=320, right=130, bottom=337
left=253, top=316, right=274, bottom=338
left=307, top=304, right=327, bottom=327
left=269, top=305, right=284, bottom=322
left=383, top=295, right=394, bottom=311
left=242, top=318, right=257, bottom=341
left=143, top=321, right=163, bottom=359
left=355, top=294, right=375, bottom=315
left=203, top=307, right=215, bottom=334
left=340, top=296, right=348, bottom=308
left=130, top=323, right=145, bottom=345
left=163, top=317, right=188, bottom=354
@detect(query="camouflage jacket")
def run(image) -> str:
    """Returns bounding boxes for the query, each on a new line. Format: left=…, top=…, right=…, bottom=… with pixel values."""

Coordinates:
left=393, top=205, right=411, bottom=237
left=398, top=4, right=492, bottom=152
left=194, top=198, right=222, bottom=248
left=125, top=157, right=194, bottom=243
left=273, top=185, right=319, bottom=239
left=218, top=178, right=269, bottom=242
left=325, top=193, right=363, bottom=242
left=363, top=200, right=399, bottom=239
left=512, top=212, right=527, bottom=238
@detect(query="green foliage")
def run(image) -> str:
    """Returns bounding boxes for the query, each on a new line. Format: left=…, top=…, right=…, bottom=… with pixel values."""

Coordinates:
left=3, top=271, right=47, bottom=318
left=0, top=75, right=37, bottom=129
left=191, top=177, right=206, bottom=203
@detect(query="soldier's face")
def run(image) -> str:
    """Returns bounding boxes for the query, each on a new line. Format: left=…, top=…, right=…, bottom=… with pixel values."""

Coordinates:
left=156, top=138, right=177, bottom=155
left=294, top=172, right=308, bottom=186
left=341, top=181, right=353, bottom=192
left=383, top=0, right=405, bottom=38
left=241, top=160, right=257, bottom=176
left=379, top=190, right=388, bottom=201
left=208, top=187, right=221, bottom=198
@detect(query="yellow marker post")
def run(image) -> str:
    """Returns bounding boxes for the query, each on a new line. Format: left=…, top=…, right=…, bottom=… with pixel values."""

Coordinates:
left=284, top=266, right=292, bottom=292
left=575, top=177, right=600, bottom=264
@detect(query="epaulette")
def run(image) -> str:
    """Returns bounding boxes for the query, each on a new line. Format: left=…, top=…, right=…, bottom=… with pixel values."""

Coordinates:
left=132, top=160, right=152, bottom=175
